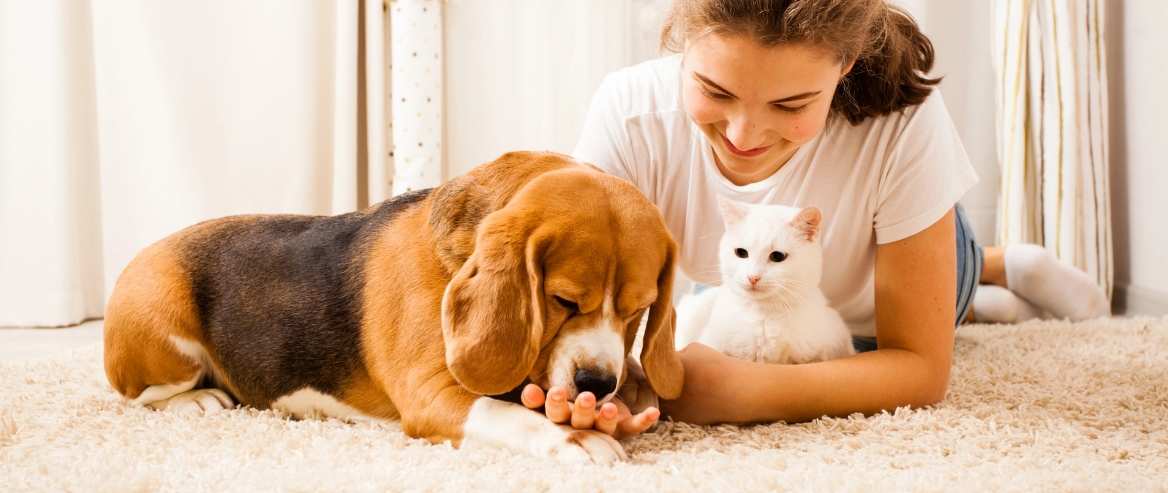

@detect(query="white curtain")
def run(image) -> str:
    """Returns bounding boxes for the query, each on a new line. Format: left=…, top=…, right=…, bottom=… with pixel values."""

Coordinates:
left=991, top=0, right=1112, bottom=297
left=0, top=0, right=390, bottom=327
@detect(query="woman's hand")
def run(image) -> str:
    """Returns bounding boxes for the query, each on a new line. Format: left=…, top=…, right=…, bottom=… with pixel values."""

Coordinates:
left=520, top=384, right=660, bottom=439
left=659, top=342, right=747, bottom=425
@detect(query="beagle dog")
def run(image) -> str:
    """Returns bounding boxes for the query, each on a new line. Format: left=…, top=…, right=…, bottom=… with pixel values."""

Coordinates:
left=103, top=151, right=682, bottom=464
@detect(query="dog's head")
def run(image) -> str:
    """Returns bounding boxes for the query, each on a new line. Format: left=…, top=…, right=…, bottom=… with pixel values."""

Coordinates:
left=441, top=167, right=682, bottom=403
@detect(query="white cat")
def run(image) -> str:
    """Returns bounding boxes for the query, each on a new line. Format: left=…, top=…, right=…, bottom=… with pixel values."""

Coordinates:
left=675, top=197, right=856, bottom=364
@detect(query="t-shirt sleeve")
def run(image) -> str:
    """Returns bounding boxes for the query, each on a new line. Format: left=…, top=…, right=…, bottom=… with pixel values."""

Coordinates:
left=872, top=93, right=979, bottom=244
left=572, top=73, right=641, bottom=187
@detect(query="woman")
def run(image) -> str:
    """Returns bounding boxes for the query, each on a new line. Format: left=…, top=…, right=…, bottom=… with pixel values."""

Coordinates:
left=520, top=0, right=1109, bottom=436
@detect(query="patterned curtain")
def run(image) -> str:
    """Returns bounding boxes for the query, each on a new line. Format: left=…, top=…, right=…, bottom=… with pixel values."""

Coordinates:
left=991, top=0, right=1112, bottom=297
left=388, top=0, right=444, bottom=196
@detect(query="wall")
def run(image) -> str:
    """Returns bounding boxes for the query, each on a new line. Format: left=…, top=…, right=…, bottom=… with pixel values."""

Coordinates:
left=918, top=0, right=1000, bottom=248
left=443, top=0, right=667, bottom=178
left=1107, top=0, right=1168, bottom=315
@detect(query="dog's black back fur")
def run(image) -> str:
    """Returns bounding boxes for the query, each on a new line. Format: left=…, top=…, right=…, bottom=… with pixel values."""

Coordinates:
left=178, top=189, right=431, bottom=406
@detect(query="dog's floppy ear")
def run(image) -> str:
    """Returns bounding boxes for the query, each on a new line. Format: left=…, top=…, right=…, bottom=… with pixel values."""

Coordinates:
left=442, top=210, right=546, bottom=396
left=638, top=242, right=684, bottom=400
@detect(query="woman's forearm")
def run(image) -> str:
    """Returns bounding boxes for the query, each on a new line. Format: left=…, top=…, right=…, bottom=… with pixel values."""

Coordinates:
left=663, top=341, right=951, bottom=425
left=735, top=347, right=949, bottom=423
left=664, top=211, right=957, bottom=425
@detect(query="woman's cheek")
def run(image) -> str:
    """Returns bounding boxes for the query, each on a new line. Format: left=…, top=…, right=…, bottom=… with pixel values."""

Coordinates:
left=784, top=109, right=828, bottom=143
left=683, top=91, right=722, bottom=125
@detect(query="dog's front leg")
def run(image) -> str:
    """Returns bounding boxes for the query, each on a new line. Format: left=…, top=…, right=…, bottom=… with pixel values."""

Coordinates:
left=461, top=395, right=628, bottom=465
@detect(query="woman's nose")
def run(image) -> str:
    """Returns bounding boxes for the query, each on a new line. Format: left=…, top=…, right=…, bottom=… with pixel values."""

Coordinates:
left=723, top=111, right=768, bottom=151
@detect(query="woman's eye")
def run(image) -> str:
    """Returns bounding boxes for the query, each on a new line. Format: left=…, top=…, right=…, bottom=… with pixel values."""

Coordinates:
left=701, top=86, right=730, bottom=99
left=735, top=248, right=749, bottom=258
left=774, top=103, right=809, bottom=114
left=770, top=251, right=787, bottom=262
left=554, top=296, right=578, bottom=313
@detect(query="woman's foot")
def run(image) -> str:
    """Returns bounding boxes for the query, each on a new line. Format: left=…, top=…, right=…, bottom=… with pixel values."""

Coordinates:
left=971, top=284, right=1048, bottom=323
left=1003, top=244, right=1110, bottom=321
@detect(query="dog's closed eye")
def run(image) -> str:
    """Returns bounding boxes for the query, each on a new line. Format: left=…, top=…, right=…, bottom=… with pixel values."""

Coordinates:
left=553, top=296, right=578, bottom=314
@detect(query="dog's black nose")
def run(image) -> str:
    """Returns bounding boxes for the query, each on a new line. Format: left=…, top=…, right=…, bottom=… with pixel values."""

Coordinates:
left=574, top=368, right=618, bottom=398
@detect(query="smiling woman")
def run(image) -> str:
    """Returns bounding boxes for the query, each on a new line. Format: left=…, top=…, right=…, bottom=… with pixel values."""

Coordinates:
left=522, top=0, right=1109, bottom=431
left=681, top=39, right=845, bottom=186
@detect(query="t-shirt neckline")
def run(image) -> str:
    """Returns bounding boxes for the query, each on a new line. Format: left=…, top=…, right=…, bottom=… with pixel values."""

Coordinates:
left=695, top=127, right=817, bottom=194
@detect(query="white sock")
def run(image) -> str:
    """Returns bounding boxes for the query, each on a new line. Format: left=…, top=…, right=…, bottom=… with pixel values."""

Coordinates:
left=1004, top=244, right=1110, bottom=321
left=972, top=285, right=1050, bottom=323
left=972, top=284, right=1018, bottom=323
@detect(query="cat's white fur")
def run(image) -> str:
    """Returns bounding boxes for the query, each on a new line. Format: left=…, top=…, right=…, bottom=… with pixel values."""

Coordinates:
left=675, top=197, right=856, bottom=364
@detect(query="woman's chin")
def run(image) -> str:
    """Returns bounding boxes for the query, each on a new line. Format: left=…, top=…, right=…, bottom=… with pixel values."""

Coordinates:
left=717, top=154, right=774, bottom=178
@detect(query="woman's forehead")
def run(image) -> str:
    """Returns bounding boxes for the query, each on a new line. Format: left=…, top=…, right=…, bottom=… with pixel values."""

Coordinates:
left=683, top=34, right=844, bottom=98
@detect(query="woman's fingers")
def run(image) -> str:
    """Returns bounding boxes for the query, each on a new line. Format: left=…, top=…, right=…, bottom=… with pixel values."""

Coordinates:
left=544, top=386, right=572, bottom=423
left=520, top=383, right=545, bottom=410
left=520, top=384, right=652, bottom=439
left=593, top=402, right=620, bottom=435
left=570, top=392, right=597, bottom=429
left=615, top=407, right=661, bottom=439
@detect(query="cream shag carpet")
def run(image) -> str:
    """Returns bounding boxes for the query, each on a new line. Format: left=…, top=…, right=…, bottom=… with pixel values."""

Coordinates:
left=2, top=317, right=1167, bottom=492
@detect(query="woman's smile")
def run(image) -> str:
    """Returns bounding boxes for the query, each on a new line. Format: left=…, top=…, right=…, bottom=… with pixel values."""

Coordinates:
left=720, top=134, right=772, bottom=158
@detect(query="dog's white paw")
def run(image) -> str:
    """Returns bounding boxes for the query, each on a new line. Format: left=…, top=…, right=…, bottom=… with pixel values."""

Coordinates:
left=148, top=389, right=235, bottom=415
left=543, top=426, right=628, bottom=465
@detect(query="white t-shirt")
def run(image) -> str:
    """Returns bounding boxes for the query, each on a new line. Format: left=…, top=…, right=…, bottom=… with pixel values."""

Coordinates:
left=572, top=54, right=978, bottom=338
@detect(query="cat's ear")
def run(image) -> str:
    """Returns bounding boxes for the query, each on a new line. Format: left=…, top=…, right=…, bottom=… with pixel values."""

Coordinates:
left=717, top=196, right=747, bottom=227
left=790, top=206, right=822, bottom=241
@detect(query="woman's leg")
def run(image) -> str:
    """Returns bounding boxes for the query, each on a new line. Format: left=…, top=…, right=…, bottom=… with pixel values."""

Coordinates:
left=954, top=204, right=981, bottom=325
left=979, top=246, right=1008, bottom=288
left=973, top=237, right=1110, bottom=322
left=993, top=244, right=1111, bottom=321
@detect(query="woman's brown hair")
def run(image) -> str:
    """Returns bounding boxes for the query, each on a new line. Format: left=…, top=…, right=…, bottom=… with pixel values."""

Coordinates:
left=661, top=0, right=940, bottom=125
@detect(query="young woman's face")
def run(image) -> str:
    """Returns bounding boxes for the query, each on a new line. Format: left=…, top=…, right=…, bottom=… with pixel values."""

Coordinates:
left=683, top=34, right=852, bottom=186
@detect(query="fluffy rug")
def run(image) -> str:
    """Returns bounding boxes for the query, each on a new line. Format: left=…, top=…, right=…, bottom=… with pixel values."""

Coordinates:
left=2, top=317, right=1167, bottom=492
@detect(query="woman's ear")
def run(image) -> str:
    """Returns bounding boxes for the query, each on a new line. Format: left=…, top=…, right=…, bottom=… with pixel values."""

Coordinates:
left=638, top=242, right=684, bottom=400
left=442, top=211, right=546, bottom=396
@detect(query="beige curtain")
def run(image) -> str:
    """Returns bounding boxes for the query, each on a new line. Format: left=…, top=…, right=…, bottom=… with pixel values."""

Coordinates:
left=0, top=0, right=390, bottom=327
left=991, top=0, right=1112, bottom=297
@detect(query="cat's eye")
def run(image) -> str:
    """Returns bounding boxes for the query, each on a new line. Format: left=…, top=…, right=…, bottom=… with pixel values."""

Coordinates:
left=554, top=296, right=578, bottom=313
left=769, top=251, right=787, bottom=262
left=735, top=248, right=749, bottom=258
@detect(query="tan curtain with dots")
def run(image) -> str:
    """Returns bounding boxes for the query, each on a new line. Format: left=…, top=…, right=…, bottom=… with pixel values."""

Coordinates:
left=389, top=0, right=444, bottom=196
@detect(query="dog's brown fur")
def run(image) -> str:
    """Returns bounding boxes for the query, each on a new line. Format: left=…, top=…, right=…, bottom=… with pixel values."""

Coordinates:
left=104, top=151, right=681, bottom=446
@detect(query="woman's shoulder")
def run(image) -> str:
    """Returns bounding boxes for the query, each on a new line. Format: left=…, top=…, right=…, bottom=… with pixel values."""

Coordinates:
left=593, top=54, right=685, bottom=119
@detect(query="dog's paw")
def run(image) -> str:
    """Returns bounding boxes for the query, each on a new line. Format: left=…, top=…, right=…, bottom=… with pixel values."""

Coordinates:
left=543, top=426, right=628, bottom=465
left=148, top=389, right=235, bottom=415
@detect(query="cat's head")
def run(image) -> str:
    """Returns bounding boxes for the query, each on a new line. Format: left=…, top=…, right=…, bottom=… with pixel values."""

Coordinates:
left=716, top=196, right=824, bottom=299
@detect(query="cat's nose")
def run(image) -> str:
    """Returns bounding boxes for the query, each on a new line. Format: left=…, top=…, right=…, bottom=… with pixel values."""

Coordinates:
left=748, top=275, right=761, bottom=285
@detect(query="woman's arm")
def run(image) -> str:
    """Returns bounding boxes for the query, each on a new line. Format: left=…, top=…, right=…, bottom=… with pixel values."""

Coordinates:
left=661, top=208, right=957, bottom=424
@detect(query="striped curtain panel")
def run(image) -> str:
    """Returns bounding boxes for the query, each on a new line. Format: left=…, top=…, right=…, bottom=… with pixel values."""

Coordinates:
left=991, top=0, right=1112, bottom=298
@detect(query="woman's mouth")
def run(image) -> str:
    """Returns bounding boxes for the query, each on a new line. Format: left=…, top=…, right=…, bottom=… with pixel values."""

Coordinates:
left=721, top=134, right=772, bottom=158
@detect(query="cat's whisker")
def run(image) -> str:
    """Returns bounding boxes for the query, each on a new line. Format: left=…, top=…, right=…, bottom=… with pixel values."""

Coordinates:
left=772, top=289, right=795, bottom=312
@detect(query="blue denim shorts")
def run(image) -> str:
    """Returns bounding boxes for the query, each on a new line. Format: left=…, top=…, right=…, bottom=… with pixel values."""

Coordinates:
left=851, top=203, right=981, bottom=353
